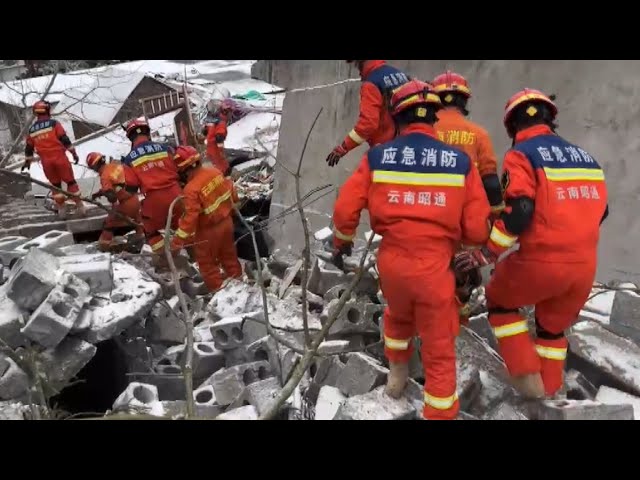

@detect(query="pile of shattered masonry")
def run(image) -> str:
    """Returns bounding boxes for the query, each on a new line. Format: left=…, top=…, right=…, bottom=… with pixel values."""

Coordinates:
left=2, top=226, right=640, bottom=421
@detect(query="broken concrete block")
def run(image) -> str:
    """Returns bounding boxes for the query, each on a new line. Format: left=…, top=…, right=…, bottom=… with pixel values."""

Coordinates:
left=247, top=336, right=281, bottom=373
left=178, top=342, right=225, bottom=381
left=58, top=253, right=113, bottom=294
left=279, top=259, right=303, bottom=298
left=217, top=404, right=258, bottom=420
left=40, top=337, right=97, bottom=394
left=315, top=385, right=346, bottom=420
left=14, top=230, right=74, bottom=254
left=180, top=277, right=208, bottom=297
left=485, top=403, right=529, bottom=420
left=467, top=313, right=498, bottom=350
left=314, top=227, right=333, bottom=242
left=0, top=290, right=27, bottom=349
left=0, top=236, right=29, bottom=253
left=238, top=377, right=282, bottom=416
left=534, top=399, right=634, bottom=420
left=193, top=385, right=224, bottom=418
left=307, top=257, right=348, bottom=297
left=6, top=249, right=61, bottom=311
left=0, top=401, right=26, bottom=420
left=0, top=356, right=29, bottom=400
left=241, top=314, right=269, bottom=346
left=607, top=291, right=640, bottom=345
left=456, top=361, right=482, bottom=411
left=70, top=303, right=93, bottom=335
left=112, top=382, right=164, bottom=415
left=157, top=344, right=185, bottom=366
left=334, top=386, right=416, bottom=420
left=224, top=346, right=251, bottom=368
left=206, top=279, right=269, bottom=320
left=318, top=337, right=365, bottom=355
left=283, top=286, right=325, bottom=313
left=565, top=369, right=598, bottom=400
left=335, top=352, right=388, bottom=397
left=326, top=299, right=377, bottom=336
left=324, top=284, right=354, bottom=303
left=159, top=400, right=187, bottom=419
left=142, top=364, right=185, bottom=401
left=311, top=355, right=346, bottom=389
left=201, top=360, right=272, bottom=405
left=21, top=272, right=89, bottom=348
left=567, top=321, right=640, bottom=396
left=596, top=386, right=640, bottom=420
left=146, top=297, right=187, bottom=345
left=211, top=317, right=246, bottom=350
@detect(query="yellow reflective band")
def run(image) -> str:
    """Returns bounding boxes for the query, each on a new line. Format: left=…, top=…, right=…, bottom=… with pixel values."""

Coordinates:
left=490, top=202, right=506, bottom=213
left=131, top=152, right=168, bottom=168
left=536, top=345, right=567, bottom=361
left=384, top=336, right=410, bottom=351
left=333, top=227, right=355, bottom=242
left=151, top=239, right=165, bottom=251
left=372, top=170, right=465, bottom=187
left=543, top=167, right=605, bottom=182
left=175, top=228, right=190, bottom=240
left=348, top=129, right=365, bottom=145
left=424, top=391, right=459, bottom=410
left=30, top=126, right=53, bottom=137
left=202, top=190, right=232, bottom=215
left=433, top=84, right=471, bottom=96
left=114, top=186, right=123, bottom=192
left=489, top=226, right=517, bottom=248
left=493, top=320, right=528, bottom=339
left=395, top=92, right=441, bottom=111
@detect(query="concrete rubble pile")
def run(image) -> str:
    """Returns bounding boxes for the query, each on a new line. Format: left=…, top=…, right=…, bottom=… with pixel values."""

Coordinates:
left=2, top=226, right=640, bottom=420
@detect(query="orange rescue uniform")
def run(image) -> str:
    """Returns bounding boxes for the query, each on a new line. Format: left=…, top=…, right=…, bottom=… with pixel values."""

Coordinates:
left=484, top=124, right=609, bottom=396
left=171, top=166, right=242, bottom=291
left=204, top=113, right=230, bottom=175
left=122, top=138, right=183, bottom=252
left=332, top=124, right=490, bottom=419
left=95, top=162, right=143, bottom=249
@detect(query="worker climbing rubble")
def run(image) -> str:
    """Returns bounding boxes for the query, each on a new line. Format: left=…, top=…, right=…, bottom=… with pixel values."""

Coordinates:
left=200, top=99, right=234, bottom=176
left=86, top=152, right=144, bottom=252
left=331, top=80, right=491, bottom=420
left=121, top=118, right=183, bottom=261
left=22, top=100, right=86, bottom=219
left=326, top=60, right=410, bottom=167
left=454, top=88, right=609, bottom=399
left=169, top=145, right=242, bottom=292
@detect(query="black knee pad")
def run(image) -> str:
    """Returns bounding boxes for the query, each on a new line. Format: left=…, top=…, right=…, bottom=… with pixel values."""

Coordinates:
left=535, top=318, right=565, bottom=340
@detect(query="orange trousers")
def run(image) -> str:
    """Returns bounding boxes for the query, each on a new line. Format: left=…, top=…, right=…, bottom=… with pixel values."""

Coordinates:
left=98, top=195, right=144, bottom=249
left=194, top=216, right=242, bottom=291
left=140, top=184, right=183, bottom=253
left=42, top=156, right=80, bottom=205
left=485, top=254, right=596, bottom=396
left=377, top=246, right=460, bottom=420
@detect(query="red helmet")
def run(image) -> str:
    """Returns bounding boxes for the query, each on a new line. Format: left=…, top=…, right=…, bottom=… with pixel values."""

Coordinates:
left=173, top=145, right=201, bottom=172
left=124, top=117, right=150, bottom=141
left=503, top=88, right=557, bottom=129
left=86, top=152, right=106, bottom=171
left=432, top=71, right=472, bottom=98
left=32, top=100, right=51, bottom=116
left=389, top=80, right=441, bottom=117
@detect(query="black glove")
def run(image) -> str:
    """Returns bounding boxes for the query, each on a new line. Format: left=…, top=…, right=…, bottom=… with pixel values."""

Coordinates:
left=91, top=191, right=103, bottom=201
left=326, top=144, right=347, bottom=167
left=453, top=247, right=497, bottom=275
left=72, top=152, right=80, bottom=164
left=21, top=158, right=32, bottom=172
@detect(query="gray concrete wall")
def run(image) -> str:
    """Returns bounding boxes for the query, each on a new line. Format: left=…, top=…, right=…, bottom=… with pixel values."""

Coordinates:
left=264, top=60, right=640, bottom=283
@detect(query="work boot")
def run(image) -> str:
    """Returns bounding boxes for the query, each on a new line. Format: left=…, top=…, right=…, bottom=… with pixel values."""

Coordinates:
left=385, top=362, right=409, bottom=399
left=510, top=372, right=545, bottom=399
left=56, top=202, right=68, bottom=220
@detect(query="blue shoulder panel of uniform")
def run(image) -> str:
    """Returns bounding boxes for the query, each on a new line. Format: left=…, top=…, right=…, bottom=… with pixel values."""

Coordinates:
left=123, top=141, right=168, bottom=166
left=29, top=118, right=55, bottom=133
left=364, top=65, right=409, bottom=94
left=512, top=134, right=602, bottom=170
left=368, top=133, right=470, bottom=175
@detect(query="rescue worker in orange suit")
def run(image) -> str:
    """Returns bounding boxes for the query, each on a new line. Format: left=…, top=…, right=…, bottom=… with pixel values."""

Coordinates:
left=121, top=118, right=183, bottom=256
left=331, top=80, right=490, bottom=419
left=454, top=89, right=609, bottom=399
left=326, top=60, right=410, bottom=167
left=169, top=146, right=242, bottom=292
left=200, top=100, right=233, bottom=176
left=23, top=100, right=86, bottom=218
left=86, top=152, right=144, bottom=252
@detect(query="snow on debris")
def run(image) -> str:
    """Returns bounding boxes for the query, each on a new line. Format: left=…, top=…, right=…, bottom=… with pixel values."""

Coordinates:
left=596, top=386, right=640, bottom=420
left=225, top=112, right=281, bottom=154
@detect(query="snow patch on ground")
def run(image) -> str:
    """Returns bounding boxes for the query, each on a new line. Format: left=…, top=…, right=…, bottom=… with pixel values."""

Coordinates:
left=315, top=385, right=346, bottom=420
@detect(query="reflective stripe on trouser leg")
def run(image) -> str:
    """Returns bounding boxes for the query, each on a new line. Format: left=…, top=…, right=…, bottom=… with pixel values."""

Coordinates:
left=535, top=336, right=568, bottom=396
left=148, top=234, right=165, bottom=252
left=382, top=306, right=414, bottom=364
left=488, top=306, right=541, bottom=377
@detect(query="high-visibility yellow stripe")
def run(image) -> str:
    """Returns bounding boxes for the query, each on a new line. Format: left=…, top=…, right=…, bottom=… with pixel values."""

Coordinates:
left=151, top=239, right=165, bottom=251
left=493, top=320, right=528, bottom=339
left=489, top=226, right=517, bottom=248
left=348, top=129, right=365, bottom=145
left=114, top=186, right=123, bottom=192
left=131, top=152, right=168, bottom=168
left=491, top=202, right=506, bottom=213
left=384, top=336, right=410, bottom=351
left=536, top=345, right=567, bottom=361
left=202, top=190, right=232, bottom=215
left=433, top=83, right=471, bottom=96
left=543, top=167, right=605, bottom=182
left=424, top=391, right=458, bottom=410
left=372, top=170, right=465, bottom=187
left=175, top=228, right=190, bottom=240
left=30, top=126, right=53, bottom=137
left=333, top=227, right=355, bottom=242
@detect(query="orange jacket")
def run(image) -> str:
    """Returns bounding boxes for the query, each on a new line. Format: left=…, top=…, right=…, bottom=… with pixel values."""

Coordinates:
left=98, top=162, right=140, bottom=203
left=122, top=136, right=180, bottom=194
left=333, top=124, right=491, bottom=259
left=486, top=124, right=608, bottom=263
left=340, top=60, right=410, bottom=153
left=435, top=108, right=503, bottom=209
left=204, top=113, right=230, bottom=173
left=25, top=116, right=76, bottom=161
left=172, top=166, right=238, bottom=249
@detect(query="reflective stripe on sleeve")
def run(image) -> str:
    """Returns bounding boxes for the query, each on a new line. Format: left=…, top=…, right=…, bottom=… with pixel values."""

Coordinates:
left=333, top=227, right=355, bottom=242
left=536, top=345, right=567, bottom=361
left=424, top=391, right=459, bottom=410
left=384, top=336, right=410, bottom=351
left=175, top=229, right=190, bottom=240
left=489, top=226, right=517, bottom=248
left=348, top=129, right=365, bottom=145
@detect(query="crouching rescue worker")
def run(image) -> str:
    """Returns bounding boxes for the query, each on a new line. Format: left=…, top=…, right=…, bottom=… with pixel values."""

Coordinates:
left=23, top=100, right=86, bottom=218
left=169, top=146, right=242, bottom=292
left=331, top=80, right=491, bottom=419
left=86, top=152, right=144, bottom=252
left=454, top=89, right=609, bottom=399
left=121, top=118, right=183, bottom=258
left=200, top=99, right=233, bottom=176
left=326, top=60, right=410, bottom=167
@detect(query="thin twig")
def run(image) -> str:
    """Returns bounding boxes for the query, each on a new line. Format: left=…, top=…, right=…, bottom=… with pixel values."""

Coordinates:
left=259, top=234, right=376, bottom=420
left=162, top=195, right=196, bottom=419
left=296, top=108, right=323, bottom=348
